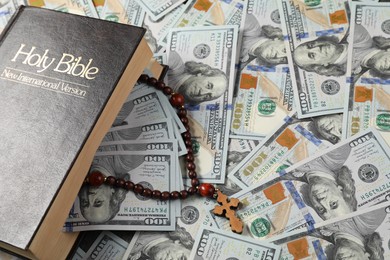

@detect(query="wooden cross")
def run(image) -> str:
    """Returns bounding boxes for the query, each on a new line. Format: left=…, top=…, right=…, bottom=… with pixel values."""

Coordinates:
left=213, top=190, right=243, bottom=234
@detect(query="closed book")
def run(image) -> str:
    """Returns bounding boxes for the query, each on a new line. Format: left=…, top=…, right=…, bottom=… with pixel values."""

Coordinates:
left=0, top=6, right=152, bottom=259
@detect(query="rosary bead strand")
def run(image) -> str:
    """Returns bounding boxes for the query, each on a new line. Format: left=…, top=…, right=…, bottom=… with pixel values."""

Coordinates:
left=83, top=74, right=217, bottom=201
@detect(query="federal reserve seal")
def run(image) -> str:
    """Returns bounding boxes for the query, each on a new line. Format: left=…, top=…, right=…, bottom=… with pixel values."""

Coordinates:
left=180, top=206, right=199, bottom=225
left=321, top=79, right=340, bottom=95
left=135, top=181, right=153, bottom=200
left=382, top=20, right=390, bottom=35
left=193, top=44, right=211, bottom=59
left=270, top=10, right=280, bottom=24
left=250, top=218, right=271, bottom=237
left=358, top=164, right=379, bottom=183
left=258, top=99, right=276, bottom=116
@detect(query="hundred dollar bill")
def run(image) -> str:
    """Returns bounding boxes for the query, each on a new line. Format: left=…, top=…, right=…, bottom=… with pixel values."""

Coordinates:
left=231, top=0, right=294, bottom=137
left=123, top=195, right=215, bottom=260
left=142, top=1, right=190, bottom=54
left=166, top=25, right=238, bottom=183
left=98, top=139, right=184, bottom=194
left=189, top=226, right=281, bottom=260
left=69, top=230, right=136, bottom=260
left=344, top=2, right=390, bottom=145
left=269, top=201, right=390, bottom=259
left=0, top=0, right=25, bottom=34
left=159, top=0, right=247, bottom=51
left=82, top=231, right=129, bottom=260
left=27, top=0, right=99, bottom=17
left=279, top=0, right=350, bottom=118
left=65, top=151, right=178, bottom=232
left=100, top=0, right=144, bottom=26
left=209, top=133, right=261, bottom=195
left=114, top=88, right=185, bottom=133
left=107, top=116, right=187, bottom=157
left=229, top=112, right=342, bottom=188
left=212, top=129, right=390, bottom=239
left=104, top=118, right=174, bottom=144
left=135, top=0, right=186, bottom=21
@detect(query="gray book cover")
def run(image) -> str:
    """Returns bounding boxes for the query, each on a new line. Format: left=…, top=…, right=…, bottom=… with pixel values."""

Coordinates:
left=0, top=6, right=146, bottom=249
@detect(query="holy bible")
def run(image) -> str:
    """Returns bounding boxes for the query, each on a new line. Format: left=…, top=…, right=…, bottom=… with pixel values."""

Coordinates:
left=0, top=6, right=152, bottom=259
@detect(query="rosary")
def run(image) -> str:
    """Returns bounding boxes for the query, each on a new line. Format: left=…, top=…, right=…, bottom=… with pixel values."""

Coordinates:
left=83, top=74, right=243, bottom=234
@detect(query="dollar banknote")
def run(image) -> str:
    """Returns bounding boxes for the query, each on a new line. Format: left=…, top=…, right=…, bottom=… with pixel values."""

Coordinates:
left=0, top=0, right=25, bottom=34
left=189, top=226, right=281, bottom=260
left=270, top=201, right=390, bottom=259
left=82, top=231, right=129, bottom=260
left=69, top=230, right=136, bottom=260
left=136, top=0, right=186, bottom=21
left=114, top=88, right=185, bottom=133
left=104, top=118, right=174, bottom=143
left=158, top=0, right=247, bottom=52
left=142, top=1, right=190, bottom=54
left=344, top=2, right=390, bottom=145
left=65, top=151, right=179, bottom=232
left=100, top=0, right=145, bottom=26
left=212, top=129, right=390, bottom=240
left=98, top=139, right=184, bottom=193
left=27, top=0, right=98, bottom=17
left=166, top=25, right=238, bottom=183
left=279, top=0, right=350, bottom=118
left=229, top=113, right=341, bottom=188
left=204, top=134, right=261, bottom=195
left=123, top=195, right=215, bottom=260
left=231, top=0, right=294, bottom=137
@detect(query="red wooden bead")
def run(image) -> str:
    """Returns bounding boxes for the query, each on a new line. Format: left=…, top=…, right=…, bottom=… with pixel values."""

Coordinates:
left=115, top=179, right=125, bottom=188
left=152, top=190, right=161, bottom=199
left=187, top=162, right=196, bottom=171
left=88, top=171, right=105, bottom=186
left=182, top=131, right=191, bottom=140
left=180, top=190, right=188, bottom=200
left=187, top=187, right=196, bottom=195
left=178, top=108, right=187, bottom=117
left=185, top=139, right=192, bottom=147
left=185, top=125, right=190, bottom=132
left=163, top=86, right=173, bottom=95
left=155, top=81, right=165, bottom=90
left=188, top=170, right=197, bottom=179
left=170, top=93, right=185, bottom=107
left=105, top=176, right=116, bottom=186
left=147, top=77, right=157, bottom=86
left=138, top=74, right=149, bottom=83
left=191, top=178, right=199, bottom=187
left=142, top=188, right=152, bottom=198
left=124, top=181, right=135, bottom=191
left=170, top=191, right=180, bottom=200
left=198, top=183, right=216, bottom=198
left=186, top=153, right=194, bottom=162
left=187, top=146, right=193, bottom=154
left=134, top=184, right=144, bottom=194
left=161, top=191, right=170, bottom=201
left=180, top=117, right=188, bottom=125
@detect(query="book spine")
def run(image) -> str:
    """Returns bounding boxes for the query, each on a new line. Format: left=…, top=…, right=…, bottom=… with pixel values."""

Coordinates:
left=0, top=5, right=25, bottom=44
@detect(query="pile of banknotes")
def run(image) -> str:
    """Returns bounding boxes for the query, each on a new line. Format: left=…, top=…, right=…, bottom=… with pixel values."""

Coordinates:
left=3, top=0, right=390, bottom=259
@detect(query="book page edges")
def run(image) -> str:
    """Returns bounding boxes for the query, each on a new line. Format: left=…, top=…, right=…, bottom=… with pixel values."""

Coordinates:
left=0, top=38, right=152, bottom=260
